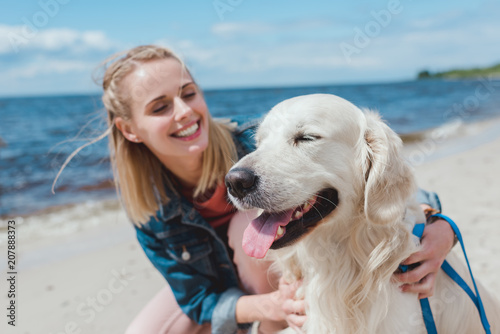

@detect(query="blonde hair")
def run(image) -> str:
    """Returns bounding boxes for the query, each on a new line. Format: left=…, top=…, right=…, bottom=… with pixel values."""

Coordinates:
left=54, top=45, right=238, bottom=224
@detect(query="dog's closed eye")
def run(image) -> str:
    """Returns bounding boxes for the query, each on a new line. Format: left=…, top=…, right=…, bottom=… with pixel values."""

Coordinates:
left=293, top=133, right=321, bottom=146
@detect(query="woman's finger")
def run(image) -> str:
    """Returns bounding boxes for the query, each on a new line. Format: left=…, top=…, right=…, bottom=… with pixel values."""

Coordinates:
left=283, top=299, right=306, bottom=315
left=394, top=261, right=433, bottom=284
left=288, top=323, right=306, bottom=334
left=279, top=278, right=302, bottom=300
left=400, top=272, right=436, bottom=298
left=286, top=313, right=307, bottom=329
left=401, top=248, right=429, bottom=266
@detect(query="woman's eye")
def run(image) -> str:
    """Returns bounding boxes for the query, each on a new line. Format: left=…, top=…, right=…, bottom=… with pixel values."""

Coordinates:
left=182, top=91, right=196, bottom=99
left=152, top=103, right=170, bottom=114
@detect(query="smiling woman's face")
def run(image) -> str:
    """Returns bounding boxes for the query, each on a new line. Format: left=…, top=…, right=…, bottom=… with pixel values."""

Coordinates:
left=117, top=58, right=210, bottom=163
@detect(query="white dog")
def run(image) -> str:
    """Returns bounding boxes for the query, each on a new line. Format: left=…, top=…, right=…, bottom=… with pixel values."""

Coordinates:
left=225, top=94, right=500, bottom=333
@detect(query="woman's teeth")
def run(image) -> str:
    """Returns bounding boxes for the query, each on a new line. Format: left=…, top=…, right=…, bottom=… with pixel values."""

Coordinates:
left=174, top=122, right=199, bottom=137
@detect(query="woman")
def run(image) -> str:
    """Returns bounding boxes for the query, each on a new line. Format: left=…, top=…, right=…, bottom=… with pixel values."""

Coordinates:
left=96, top=45, right=455, bottom=334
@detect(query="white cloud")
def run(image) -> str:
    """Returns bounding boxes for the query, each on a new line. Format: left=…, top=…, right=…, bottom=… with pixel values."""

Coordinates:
left=0, top=25, right=120, bottom=96
left=0, top=25, right=26, bottom=54
left=0, top=24, right=115, bottom=54
left=408, top=10, right=463, bottom=30
left=210, top=19, right=337, bottom=38
left=211, top=22, right=274, bottom=36
left=156, top=36, right=351, bottom=75
left=154, top=38, right=220, bottom=64
left=4, top=60, right=95, bottom=79
left=80, top=31, right=111, bottom=51
left=364, top=21, right=500, bottom=71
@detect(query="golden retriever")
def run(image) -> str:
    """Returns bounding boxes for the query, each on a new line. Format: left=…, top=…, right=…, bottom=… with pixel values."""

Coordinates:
left=225, top=94, right=500, bottom=333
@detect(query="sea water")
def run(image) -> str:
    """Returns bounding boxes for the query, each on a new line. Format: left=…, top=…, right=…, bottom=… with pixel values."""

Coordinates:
left=1, top=79, right=500, bottom=218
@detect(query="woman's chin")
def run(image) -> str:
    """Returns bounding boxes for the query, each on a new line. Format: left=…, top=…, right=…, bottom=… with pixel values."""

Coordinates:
left=187, top=144, right=207, bottom=155
left=184, top=137, right=209, bottom=155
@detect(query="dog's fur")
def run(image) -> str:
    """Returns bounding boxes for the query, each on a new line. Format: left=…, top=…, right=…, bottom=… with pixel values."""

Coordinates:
left=228, top=94, right=500, bottom=333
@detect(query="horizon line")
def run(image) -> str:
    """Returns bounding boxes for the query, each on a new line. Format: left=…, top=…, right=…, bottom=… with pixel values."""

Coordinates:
left=0, top=77, right=436, bottom=100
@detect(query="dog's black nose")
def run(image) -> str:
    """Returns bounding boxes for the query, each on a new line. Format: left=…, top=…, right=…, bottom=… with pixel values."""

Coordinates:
left=225, top=168, right=258, bottom=199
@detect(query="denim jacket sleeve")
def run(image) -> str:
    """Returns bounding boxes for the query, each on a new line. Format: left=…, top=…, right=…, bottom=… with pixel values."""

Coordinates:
left=134, top=223, right=245, bottom=333
left=416, top=188, right=442, bottom=212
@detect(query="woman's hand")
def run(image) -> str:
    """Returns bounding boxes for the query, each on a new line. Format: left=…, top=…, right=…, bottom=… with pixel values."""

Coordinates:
left=394, top=205, right=455, bottom=299
left=278, top=277, right=307, bottom=333
left=241, top=277, right=306, bottom=333
left=236, top=278, right=306, bottom=333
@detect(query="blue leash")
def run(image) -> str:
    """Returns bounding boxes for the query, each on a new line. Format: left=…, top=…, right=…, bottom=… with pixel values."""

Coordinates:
left=399, top=214, right=491, bottom=334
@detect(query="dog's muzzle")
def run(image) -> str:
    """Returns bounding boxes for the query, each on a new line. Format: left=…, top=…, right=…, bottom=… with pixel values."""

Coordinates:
left=225, top=168, right=259, bottom=200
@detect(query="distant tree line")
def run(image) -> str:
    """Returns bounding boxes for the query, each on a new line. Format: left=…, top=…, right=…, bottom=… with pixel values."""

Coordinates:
left=417, top=63, right=500, bottom=79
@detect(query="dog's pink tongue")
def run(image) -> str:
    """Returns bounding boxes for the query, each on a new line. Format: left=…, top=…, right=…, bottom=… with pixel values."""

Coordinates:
left=242, top=209, right=294, bottom=259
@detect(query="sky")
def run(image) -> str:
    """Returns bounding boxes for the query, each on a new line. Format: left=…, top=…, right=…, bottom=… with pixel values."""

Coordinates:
left=0, top=0, right=499, bottom=97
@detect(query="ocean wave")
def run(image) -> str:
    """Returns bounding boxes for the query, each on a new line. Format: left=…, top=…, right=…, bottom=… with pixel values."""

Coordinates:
left=399, top=119, right=466, bottom=143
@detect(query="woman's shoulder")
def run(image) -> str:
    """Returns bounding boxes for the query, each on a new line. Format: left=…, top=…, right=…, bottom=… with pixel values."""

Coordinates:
left=215, top=116, right=261, bottom=135
left=234, top=117, right=261, bottom=135
left=232, top=117, right=262, bottom=157
left=214, top=116, right=262, bottom=157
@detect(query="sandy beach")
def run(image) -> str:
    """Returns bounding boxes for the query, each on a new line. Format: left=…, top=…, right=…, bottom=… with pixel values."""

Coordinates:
left=2, top=118, right=500, bottom=334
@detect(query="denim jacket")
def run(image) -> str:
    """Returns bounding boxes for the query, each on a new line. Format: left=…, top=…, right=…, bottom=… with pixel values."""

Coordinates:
left=134, top=119, right=442, bottom=334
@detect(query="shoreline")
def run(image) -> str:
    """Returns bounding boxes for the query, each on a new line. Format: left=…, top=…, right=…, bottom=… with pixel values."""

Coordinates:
left=1, top=115, right=500, bottom=333
left=402, top=114, right=500, bottom=163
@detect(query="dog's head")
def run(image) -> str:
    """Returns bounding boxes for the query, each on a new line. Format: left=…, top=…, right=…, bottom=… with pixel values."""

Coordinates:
left=226, top=94, right=415, bottom=258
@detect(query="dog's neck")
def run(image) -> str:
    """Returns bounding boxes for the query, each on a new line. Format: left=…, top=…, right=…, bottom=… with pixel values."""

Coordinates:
left=276, top=199, right=423, bottom=333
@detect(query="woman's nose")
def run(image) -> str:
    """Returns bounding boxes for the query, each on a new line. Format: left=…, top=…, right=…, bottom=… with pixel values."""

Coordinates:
left=173, top=96, right=193, bottom=121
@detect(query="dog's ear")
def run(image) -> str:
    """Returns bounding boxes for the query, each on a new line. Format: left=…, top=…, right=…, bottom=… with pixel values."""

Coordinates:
left=362, top=110, right=415, bottom=225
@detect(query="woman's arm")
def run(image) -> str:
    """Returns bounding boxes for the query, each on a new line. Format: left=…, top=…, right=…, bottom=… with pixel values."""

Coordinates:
left=134, top=223, right=245, bottom=333
left=235, top=278, right=306, bottom=332
left=235, top=293, right=285, bottom=324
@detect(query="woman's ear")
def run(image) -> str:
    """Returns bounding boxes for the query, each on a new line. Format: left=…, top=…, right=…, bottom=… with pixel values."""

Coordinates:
left=115, top=117, right=142, bottom=143
left=362, top=110, right=415, bottom=225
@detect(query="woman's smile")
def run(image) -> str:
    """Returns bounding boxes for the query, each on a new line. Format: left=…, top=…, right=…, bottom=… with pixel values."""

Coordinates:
left=171, top=120, right=202, bottom=141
